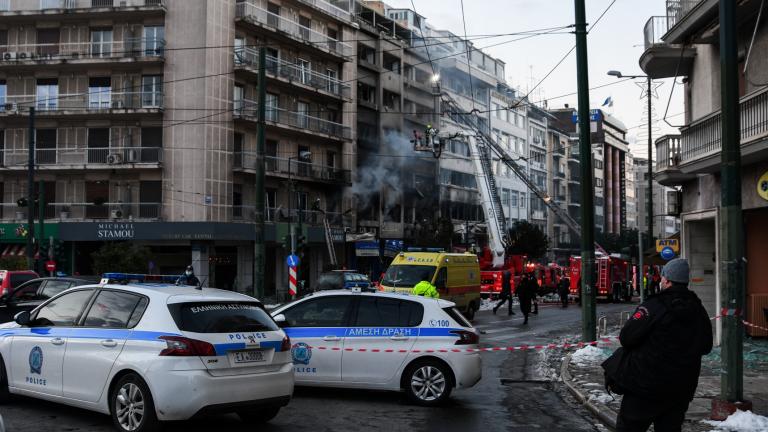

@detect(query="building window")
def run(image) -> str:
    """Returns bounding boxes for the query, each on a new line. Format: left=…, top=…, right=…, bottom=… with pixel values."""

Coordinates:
left=90, top=28, right=113, bottom=57
left=297, top=58, right=311, bottom=84
left=141, top=75, right=162, bottom=108
left=140, top=127, right=162, bottom=162
left=0, top=30, right=6, bottom=53
left=36, top=28, right=60, bottom=55
left=520, top=193, right=526, bottom=208
left=297, top=101, right=309, bottom=128
left=298, top=16, right=311, bottom=40
left=510, top=191, right=518, bottom=207
left=326, top=68, right=338, bottom=94
left=326, top=150, right=336, bottom=168
left=143, top=26, right=164, bottom=56
left=88, top=77, right=111, bottom=109
left=234, top=37, right=245, bottom=64
left=0, top=80, right=5, bottom=108
left=139, top=181, right=161, bottom=218
left=87, top=128, right=110, bottom=163
left=233, top=84, right=244, bottom=115
left=36, top=78, right=58, bottom=110
left=266, top=93, right=278, bottom=122
left=233, top=184, right=243, bottom=218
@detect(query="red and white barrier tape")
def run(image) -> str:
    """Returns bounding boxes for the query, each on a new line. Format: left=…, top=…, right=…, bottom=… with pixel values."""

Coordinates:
left=308, top=337, right=621, bottom=354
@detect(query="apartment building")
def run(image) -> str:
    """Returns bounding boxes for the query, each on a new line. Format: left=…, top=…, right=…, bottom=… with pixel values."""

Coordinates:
left=546, top=124, right=579, bottom=263
left=633, top=157, right=679, bottom=239
left=527, top=104, right=549, bottom=233
left=551, top=108, right=629, bottom=235
left=0, top=0, right=357, bottom=300
left=641, top=0, right=768, bottom=337
left=350, top=1, right=438, bottom=276
left=625, top=151, right=637, bottom=230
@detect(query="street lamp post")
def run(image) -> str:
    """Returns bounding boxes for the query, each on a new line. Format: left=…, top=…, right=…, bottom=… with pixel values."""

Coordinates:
left=608, top=70, right=654, bottom=282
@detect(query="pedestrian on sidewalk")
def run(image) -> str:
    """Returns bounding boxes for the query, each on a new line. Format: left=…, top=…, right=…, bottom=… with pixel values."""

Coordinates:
left=558, top=276, right=570, bottom=308
left=602, top=258, right=713, bottom=432
left=517, top=272, right=536, bottom=324
left=493, top=271, right=516, bottom=315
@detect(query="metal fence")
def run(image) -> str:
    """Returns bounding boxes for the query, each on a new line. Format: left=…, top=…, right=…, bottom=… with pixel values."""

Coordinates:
left=644, top=16, right=669, bottom=50
left=655, top=135, right=681, bottom=170
left=235, top=1, right=352, bottom=57
left=665, top=0, right=704, bottom=29
left=2, top=91, right=163, bottom=112
left=2, top=38, right=165, bottom=61
left=1, top=147, right=162, bottom=167
left=235, top=152, right=351, bottom=184
left=0, top=202, right=161, bottom=221
left=235, top=99, right=351, bottom=139
left=235, top=47, right=350, bottom=99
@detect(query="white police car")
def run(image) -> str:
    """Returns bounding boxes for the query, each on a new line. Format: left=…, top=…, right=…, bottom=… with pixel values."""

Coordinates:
left=270, top=290, right=482, bottom=406
left=0, top=274, right=294, bottom=432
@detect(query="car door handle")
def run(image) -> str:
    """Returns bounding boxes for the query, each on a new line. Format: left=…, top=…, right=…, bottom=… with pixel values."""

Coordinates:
left=390, top=335, right=409, bottom=341
left=50, top=337, right=65, bottom=346
left=322, top=336, right=341, bottom=342
left=101, top=339, right=118, bottom=348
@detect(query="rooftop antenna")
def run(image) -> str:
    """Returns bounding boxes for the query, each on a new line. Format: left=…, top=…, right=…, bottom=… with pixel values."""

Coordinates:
left=197, top=276, right=207, bottom=291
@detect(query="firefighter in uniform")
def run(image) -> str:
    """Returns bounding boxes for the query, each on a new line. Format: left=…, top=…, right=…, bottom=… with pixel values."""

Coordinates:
left=604, top=258, right=712, bottom=432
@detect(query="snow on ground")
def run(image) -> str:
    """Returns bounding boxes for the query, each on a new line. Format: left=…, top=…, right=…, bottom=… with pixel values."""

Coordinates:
left=702, top=410, right=768, bottom=431
left=480, top=298, right=518, bottom=311
left=571, top=345, right=610, bottom=366
left=587, top=389, right=614, bottom=404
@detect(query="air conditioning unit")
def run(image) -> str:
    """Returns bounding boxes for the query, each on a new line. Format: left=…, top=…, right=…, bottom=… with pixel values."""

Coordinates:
left=2, top=103, right=18, bottom=113
left=111, top=209, right=123, bottom=219
left=107, top=153, right=123, bottom=164
left=1, top=52, right=18, bottom=61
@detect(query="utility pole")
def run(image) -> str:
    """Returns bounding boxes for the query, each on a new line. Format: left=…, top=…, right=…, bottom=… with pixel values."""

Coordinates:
left=716, top=0, right=749, bottom=413
left=638, top=230, right=644, bottom=303
left=26, top=107, right=35, bottom=270
left=646, top=77, right=654, bottom=257
left=38, top=181, right=45, bottom=274
left=574, top=0, right=596, bottom=342
left=254, top=47, right=267, bottom=299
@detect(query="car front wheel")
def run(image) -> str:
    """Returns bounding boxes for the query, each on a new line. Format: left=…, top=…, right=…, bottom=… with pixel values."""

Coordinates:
left=404, top=360, right=453, bottom=406
left=110, top=374, right=159, bottom=432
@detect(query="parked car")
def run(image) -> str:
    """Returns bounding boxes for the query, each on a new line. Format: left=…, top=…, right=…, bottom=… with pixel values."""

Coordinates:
left=316, top=270, right=372, bottom=292
left=0, top=270, right=38, bottom=297
left=0, top=277, right=99, bottom=323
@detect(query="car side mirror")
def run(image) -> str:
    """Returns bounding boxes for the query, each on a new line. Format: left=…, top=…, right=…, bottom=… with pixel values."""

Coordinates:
left=14, top=310, right=30, bottom=326
left=273, top=313, right=287, bottom=328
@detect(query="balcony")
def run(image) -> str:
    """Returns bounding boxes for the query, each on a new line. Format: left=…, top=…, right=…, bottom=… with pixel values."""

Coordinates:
left=234, top=99, right=351, bottom=140
left=0, top=147, right=162, bottom=169
left=234, top=206, right=349, bottom=227
left=0, top=39, right=165, bottom=69
left=663, top=0, right=719, bottom=44
left=234, top=47, right=350, bottom=100
left=235, top=1, right=352, bottom=59
left=1, top=91, right=163, bottom=116
left=295, top=0, right=351, bottom=22
left=639, top=16, right=695, bottom=79
left=0, top=202, right=161, bottom=221
left=234, top=153, right=351, bottom=185
left=655, top=87, right=768, bottom=185
left=0, top=0, right=165, bottom=20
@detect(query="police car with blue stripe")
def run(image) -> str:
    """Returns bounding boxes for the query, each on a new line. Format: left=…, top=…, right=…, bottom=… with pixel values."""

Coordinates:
left=270, top=289, right=482, bottom=406
left=0, top=273, right=293, bottom=432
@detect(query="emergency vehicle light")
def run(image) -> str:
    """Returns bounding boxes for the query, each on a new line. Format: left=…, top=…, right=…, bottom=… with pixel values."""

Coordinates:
left=101, top=273, right=180, bottom=284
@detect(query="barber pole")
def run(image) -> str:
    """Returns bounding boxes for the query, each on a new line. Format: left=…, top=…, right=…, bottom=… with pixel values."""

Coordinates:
left=288, top=265, right=297, bottom=297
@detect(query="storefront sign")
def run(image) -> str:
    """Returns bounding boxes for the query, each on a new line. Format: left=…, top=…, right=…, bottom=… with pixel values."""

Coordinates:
left=655, top=238, right=679, bottom=253
left=0, top=223, right=60, bottom=243
left=758, top=170, right=768, bottom=201
left=355, top=241, right=379, bottom=257
left=383, top=240, right=404, bottom=257
left=59, top=222, right=259, bottom=241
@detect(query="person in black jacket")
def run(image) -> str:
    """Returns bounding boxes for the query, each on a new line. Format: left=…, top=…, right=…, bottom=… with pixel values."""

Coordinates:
left=558, top=276, right=570, bottom=308
left=493, top=271, right=516, bottom=315
left=607, top=258, right=713, bottom=432
left=517, top=272, right=537, bottom=324
left=176, top=265, right=201, bottom=286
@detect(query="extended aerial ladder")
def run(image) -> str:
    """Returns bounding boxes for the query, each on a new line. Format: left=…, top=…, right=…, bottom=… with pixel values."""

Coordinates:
left=439, top=92, right=608, bottom=256
left=467, top=136, right=508, bottom=268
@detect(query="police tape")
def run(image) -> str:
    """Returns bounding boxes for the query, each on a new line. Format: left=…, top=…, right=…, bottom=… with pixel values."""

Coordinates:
left=307, top=338, right=621, bottom=354
left=742, top=320, right=768, bottom=333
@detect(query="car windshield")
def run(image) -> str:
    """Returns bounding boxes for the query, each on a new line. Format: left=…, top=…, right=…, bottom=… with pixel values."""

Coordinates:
left=381, top=265, right=436, bottom=288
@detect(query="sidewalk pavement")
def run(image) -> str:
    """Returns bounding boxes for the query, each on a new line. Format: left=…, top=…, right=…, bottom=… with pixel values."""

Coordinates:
left=560, top=337, right=768, bottom=431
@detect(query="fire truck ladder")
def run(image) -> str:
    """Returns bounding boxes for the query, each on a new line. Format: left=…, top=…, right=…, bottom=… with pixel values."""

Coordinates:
left=441, top=92, right=608, bottom=255
left=597, top=256, right=609, bottom=293
left=468, top=137, right=508, bottom=267
left=322, top=217, right=338, bottom=268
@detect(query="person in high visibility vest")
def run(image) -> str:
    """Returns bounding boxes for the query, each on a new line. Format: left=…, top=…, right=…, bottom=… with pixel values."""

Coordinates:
left=412, top=280, right=439, bottom=299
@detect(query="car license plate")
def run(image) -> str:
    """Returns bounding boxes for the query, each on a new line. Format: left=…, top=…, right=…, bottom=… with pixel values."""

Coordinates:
left=230, top=350, right=265, bottom=364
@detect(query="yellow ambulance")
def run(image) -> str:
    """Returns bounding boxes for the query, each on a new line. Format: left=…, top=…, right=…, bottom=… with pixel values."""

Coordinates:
left=379, top=249, right=482, bottom=320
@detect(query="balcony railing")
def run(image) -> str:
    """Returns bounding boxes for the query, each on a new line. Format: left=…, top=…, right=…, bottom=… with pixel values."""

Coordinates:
left=235, top=99, right=351, bottom=139
left=2, top=91, right=163, bottom=112
left=234, top=206, right=348, bottom=226
left=236, top=1, right=351, bottom=58
left=0, top=0, right=163, bottom=12
left=235, top=47, right=350, bottom=99
left=655, top=134, right=681, bottom=170
left=1, top=147, right=162, bottom=167
left=0, top=202, right=161, bottom=221
left=680, top=87, right=768, bottom=163
left=666, top=0, right=704, bottom=29
left=1, top=38, right=166, bottom=61
left=296, top=0, right=350, bottom=22
left=234, top=152, right=351, bottom=184
left=644, top=16, right=668, bottom=50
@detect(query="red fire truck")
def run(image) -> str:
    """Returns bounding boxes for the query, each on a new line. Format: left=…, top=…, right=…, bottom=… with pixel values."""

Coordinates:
left=569, top=253, right=632, bottom=302
left=479, top=249, right=525, bottom=299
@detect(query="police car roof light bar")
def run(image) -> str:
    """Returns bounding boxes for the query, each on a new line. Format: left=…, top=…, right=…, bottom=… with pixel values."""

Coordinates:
left=406, top=247, right=445, bottom=253
left=101, top=273, right=180, bottom=285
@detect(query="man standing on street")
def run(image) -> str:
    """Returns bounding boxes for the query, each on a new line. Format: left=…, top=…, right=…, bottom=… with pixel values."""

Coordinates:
left=177, top=265, right=201, bottom=286
left=558, top=275, right=570, bottom=308
left=493, top=271, right=516, bottom=315
left=517, top=272, right=536, bottom=324
left=605, top=258, right=713, bottom=432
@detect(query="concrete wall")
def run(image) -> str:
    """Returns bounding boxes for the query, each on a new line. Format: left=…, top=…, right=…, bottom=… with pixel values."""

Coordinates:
left=683, top=214, right=720, bottom=344
left=682, top=160, right=768, bottom=213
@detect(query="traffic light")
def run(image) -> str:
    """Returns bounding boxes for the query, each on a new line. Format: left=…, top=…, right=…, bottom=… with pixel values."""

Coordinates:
left=297, top=235, right=307, bottom=259
left=281, top=235, right=291, bottom=251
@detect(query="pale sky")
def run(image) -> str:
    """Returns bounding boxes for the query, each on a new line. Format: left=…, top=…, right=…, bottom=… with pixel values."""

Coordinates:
left=386, top=0, right=684, bottom=158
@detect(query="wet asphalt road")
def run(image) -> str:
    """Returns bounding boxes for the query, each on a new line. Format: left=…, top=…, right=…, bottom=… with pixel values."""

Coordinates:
left=0, top=302, right=633, bottom=432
